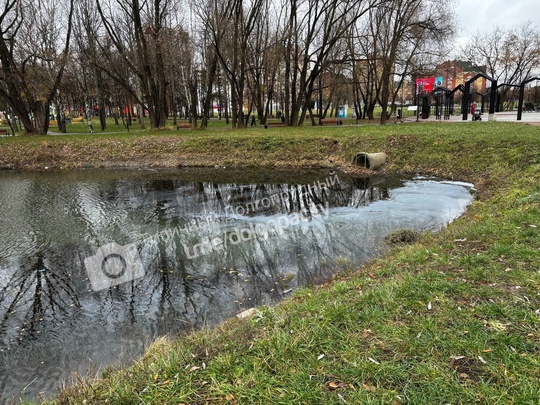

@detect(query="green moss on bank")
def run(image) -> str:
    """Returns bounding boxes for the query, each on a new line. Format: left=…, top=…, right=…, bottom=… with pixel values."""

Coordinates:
left=7, top=122, right=538, bottom=404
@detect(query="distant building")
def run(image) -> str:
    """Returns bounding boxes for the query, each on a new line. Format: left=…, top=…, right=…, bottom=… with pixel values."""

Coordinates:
left=435, top=60, right=487, bottom=94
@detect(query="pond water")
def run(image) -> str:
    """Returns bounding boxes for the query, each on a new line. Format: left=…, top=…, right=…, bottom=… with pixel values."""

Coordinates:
left=0, top=168, right=474, bottom=402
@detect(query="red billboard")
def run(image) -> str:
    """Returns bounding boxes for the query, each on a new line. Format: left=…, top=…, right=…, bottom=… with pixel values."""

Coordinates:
left=416, top=77, right=436, bottom=93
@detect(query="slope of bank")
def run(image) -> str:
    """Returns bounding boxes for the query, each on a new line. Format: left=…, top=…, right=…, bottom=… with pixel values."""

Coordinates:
left=0, top=122, right=533, bottom=182
left=5, top=122, right=538, bottom=404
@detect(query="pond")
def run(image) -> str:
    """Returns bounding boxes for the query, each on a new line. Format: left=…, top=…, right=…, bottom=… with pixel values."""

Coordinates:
left=0, top=168, right=474, bottom=402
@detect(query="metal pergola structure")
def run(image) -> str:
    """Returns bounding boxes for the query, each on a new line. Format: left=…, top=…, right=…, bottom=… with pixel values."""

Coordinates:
left=460, top=73, right=498, bottom=121
left=421, top=75, right=539, bottom=122
left=432, top=86, right=452, bottom=120
left=495, top=83, right=520, bottom=113
left=517, top=77, right=540, bottom=120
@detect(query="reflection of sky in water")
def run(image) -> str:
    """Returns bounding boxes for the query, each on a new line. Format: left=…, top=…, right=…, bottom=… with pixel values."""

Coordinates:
left=0, top=170, right=474, bottom=402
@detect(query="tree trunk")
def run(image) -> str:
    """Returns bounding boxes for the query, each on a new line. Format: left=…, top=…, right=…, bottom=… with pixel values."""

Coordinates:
left=200, top=53, right=218, bottom=129
left=33, top=102, right=51, bottom=135
left=56, top=102, right=67, bottom=133
left=189, top=80, right=199, bottom=129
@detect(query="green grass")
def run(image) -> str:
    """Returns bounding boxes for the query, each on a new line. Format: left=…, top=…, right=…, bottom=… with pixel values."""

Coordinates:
left=2, top=121, right=538, bottom=178
left=6, top=121, right=539, bottom=404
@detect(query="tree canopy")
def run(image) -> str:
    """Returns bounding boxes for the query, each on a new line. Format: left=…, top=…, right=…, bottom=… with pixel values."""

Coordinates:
left=1, top=0, right=537, bottom=134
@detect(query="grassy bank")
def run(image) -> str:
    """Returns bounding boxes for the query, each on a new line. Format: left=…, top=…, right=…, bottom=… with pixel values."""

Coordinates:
left=0, top=122, right=535, bottom=181
left=6, top=122, right=538, bottom=404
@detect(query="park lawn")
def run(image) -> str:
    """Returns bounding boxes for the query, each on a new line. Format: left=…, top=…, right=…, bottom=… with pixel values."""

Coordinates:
left=6, top=122, right=538, bottom=404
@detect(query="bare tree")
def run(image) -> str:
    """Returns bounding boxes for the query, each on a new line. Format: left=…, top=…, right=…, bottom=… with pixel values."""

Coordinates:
left=190, top=7, right=219, bottom=129
left=351, top=0, right=453, bottom=124
left=281, top=0, right=378, bottom=127
left=244, top=0, right=283, bottom=125
left=201, top=0, right=265, bottom=128
left=0, top=0, right=461, bottom=133
left=461, top=22, right=540, bottom=110
left=160, top=8, right=199, bottom=127
left=96, top=0, right=175, bottom=129
left=0, top=0, right=74, bottom=135
left=72, top=0, right=111, bottom=131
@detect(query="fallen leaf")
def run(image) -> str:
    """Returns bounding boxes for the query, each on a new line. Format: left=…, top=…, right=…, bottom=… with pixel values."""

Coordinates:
left=189, top=366, right=200, bottom=372
left=327, top=381, right=348, bottom=390
left=362, top=329, right=373, bottom=338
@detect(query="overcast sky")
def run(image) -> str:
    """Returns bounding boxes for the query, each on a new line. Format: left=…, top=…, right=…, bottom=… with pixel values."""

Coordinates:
left=453, top=0, right=540, bottom=54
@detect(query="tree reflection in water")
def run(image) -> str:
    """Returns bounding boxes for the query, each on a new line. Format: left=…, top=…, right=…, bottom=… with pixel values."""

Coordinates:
left=0, top=169, right=472, bottom=402
left=0, top=253, right=81, bottom=343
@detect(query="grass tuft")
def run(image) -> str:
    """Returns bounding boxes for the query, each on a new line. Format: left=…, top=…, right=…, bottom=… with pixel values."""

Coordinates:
left=385, top=229, right=423, bottom=245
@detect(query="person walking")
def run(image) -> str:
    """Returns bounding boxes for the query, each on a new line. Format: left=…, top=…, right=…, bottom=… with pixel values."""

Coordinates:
left=394, top=108, right=403, bottom=123
left=470, top=101, right=477, bottom=119
left=88, top=116, right=94, bottom=133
